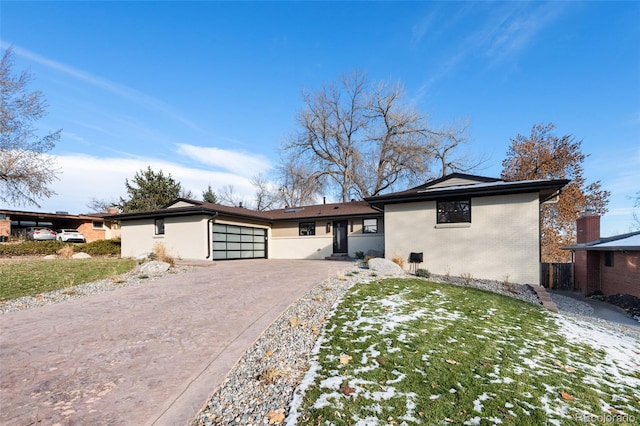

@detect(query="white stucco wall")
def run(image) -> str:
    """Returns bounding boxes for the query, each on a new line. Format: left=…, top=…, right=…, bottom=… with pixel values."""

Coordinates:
left=269, top=235, right=334, bottom=259
left=120, top=215, right=210, bottom=260
left=384, top=193, right=541, bottom=284
left=270, top=217, right=385, bottom=259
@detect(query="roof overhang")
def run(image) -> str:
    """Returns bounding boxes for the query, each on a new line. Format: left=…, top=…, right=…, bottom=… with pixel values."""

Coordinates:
left=365, top=179, right=570, bottom=209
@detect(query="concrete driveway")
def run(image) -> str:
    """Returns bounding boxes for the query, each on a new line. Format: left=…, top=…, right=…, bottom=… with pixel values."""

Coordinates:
left=0, top=259, right=351, bottom=426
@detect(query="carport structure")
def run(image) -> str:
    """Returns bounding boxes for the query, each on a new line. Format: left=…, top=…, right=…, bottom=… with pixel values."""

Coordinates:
left=0, top=209, right=116, bottom=242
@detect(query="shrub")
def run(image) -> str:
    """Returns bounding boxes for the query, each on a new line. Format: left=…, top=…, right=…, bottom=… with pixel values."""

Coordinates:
left=0, top=240, right=64, bottom=256
left=0, top=239, right=122, bottom=257
left=461, top=272, right=474, bottom=285
left=355, top=251, right=365, bottom=260
left=391, top=252, right=406, bottom=269
left=58, top=245, right=75, bottom=258
left=415, top=268, right=430, bottom=278
left=74, top=239, right=121, bottom=256
left=153, top=242, right=174, bottom=266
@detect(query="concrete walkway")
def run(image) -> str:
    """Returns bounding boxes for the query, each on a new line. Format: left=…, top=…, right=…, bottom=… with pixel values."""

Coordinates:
left=549, top=289, right=640, bottom=329
left=0, top=259, right=351, bottom=426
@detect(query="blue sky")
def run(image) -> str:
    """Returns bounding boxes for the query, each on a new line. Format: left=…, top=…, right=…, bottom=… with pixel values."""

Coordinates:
left=1, top=1, right=638, bottom=237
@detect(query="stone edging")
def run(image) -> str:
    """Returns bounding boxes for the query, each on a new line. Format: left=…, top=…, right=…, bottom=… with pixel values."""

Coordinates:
left=530, top=285, right=559, bottom=313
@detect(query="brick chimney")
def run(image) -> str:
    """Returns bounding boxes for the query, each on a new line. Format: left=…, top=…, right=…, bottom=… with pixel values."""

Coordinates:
left=576, top=209, right=600, bottom=244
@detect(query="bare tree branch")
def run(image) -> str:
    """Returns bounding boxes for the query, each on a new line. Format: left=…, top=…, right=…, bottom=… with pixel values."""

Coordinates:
left=282, top=71, right=477, bottom=201
left=0, top=47, right=61, bottom=207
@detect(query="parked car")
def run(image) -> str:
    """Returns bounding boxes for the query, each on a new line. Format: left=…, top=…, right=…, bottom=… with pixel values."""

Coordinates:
left=26, top=227, right=57, bottom=241
left=56, top=229, right=86, bottom=243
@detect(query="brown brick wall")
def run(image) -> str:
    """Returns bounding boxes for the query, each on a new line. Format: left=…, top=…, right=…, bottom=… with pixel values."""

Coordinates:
left=77, top=223, right=106, bottom=243
left=600, top=251, right=640, bottom=298
left=0, top=217, right=10, bottom=238
left=576, top=215, right=600, bottom=243
left=574, top=251, right=587, bottom=292
left=574, top=251, right=602, bottom=294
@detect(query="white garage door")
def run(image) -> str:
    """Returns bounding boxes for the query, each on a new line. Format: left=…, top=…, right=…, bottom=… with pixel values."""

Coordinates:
left=212, top=223, right=267, bottom=260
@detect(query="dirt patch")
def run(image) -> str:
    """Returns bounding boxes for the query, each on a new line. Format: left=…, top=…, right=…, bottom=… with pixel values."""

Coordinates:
left=590, top=293, right=640, bottom=320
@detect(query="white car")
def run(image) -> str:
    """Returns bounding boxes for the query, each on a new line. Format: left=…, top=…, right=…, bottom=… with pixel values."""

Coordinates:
left=56, top=229, right=86, bottom=243
left=26, top=227, right=57, bottom=241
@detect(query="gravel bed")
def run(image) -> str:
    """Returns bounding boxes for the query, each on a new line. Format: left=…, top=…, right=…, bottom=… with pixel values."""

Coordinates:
left=0, top=263, right=194, bottom=314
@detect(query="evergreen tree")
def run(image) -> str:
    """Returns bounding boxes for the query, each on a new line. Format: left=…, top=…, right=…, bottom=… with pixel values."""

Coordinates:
left=202, top=185, right=218, bottom=204
left=117, top=166, right=183, bottom=213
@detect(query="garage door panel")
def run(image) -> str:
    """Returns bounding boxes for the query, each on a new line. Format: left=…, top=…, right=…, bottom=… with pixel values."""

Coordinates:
left=212, top=224, right=267, bottom=260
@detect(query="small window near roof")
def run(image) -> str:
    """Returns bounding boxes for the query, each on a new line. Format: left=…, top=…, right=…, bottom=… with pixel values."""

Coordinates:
left=363, top=218, right=378, bottom=233
left=604, top=252, right=613, bottom=267
left=437, top=199, right=471, bottom=224
left=299, top=222, right=315, bottom=236
left=155, top=218, right=165, bottom=235
left=92, top=221, right=104, bottom=229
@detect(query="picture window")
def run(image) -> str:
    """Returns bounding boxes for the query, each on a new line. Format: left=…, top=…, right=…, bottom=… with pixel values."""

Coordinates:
left=299, top=222, right=315, bottom=236
left=363, top=218, right=378, bottom=233
left=437, top=199, right=471, bottom=224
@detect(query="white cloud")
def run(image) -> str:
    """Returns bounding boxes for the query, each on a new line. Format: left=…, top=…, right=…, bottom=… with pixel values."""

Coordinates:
left=5, top=153, right=259, bottom=215
left=176, top=143, right=272, bottom=177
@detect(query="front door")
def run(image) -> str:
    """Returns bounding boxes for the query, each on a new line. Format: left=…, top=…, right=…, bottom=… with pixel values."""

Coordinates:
left=333, top=220, right=348, bottom=254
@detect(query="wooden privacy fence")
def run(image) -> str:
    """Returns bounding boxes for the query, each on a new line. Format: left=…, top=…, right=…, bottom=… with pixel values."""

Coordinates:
left=541, top=263, right=574, bottom=290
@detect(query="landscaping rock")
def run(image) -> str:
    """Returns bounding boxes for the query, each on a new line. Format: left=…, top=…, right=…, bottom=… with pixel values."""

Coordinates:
left=135, top=253, right=151, bottom=261
left=140, top=260, right=170, bottom=276
left=43, top=254, right=58, bottom=260
left=72, top=252, right=92, bottom=259
left=366, top=249, right=383, bottom=258
left=367, top=258, right=405, bottom=275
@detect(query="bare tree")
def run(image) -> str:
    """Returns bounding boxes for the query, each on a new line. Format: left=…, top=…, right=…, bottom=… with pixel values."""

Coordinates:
left=0, top=47, right=61, bottom=207
left=275, top=156, right=322, bottom=207
left=427, top=122, right=488, bottom=177
left=87, top=198, right=117, bottom=213
left=217, top=184, right=246, bottom=207
left=251, top=173, right=280, bottom=211
left=283, top=71, right=471, bottom=201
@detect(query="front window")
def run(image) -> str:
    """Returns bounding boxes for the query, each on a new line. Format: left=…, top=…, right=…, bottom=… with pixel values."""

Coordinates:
left=299, top=222, right=315, bottom=236
left=437, top=199, right=471, bottom=224
left=92, top=221, right=104, bottom=229
left=363, top=218, right=378, bottom=233
left=155, top=218, right=165, bottom=235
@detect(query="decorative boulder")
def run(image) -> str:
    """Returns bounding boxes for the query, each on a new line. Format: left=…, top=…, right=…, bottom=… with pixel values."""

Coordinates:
left=43, top=254, right=58, bottom=260
left=367, top=258, right=405, bottom=275
left=140, top=260, right=170, bottom=276
left=72, top=252, right=92, bottom=259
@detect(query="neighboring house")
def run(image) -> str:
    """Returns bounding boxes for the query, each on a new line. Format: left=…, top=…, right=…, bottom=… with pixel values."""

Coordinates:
left=109, top=173, right=568, bottom=285
left=0, top=209, right=120, bottom=242
left=564, top=214, right=640, bottom=298
left=364, top=173, right=568, bottom=284
left=109, top=199, right=384, bottom=261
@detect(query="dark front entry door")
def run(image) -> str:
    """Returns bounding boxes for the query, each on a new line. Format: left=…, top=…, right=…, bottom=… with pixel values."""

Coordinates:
left=333, top=220, right=348, bottom=254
